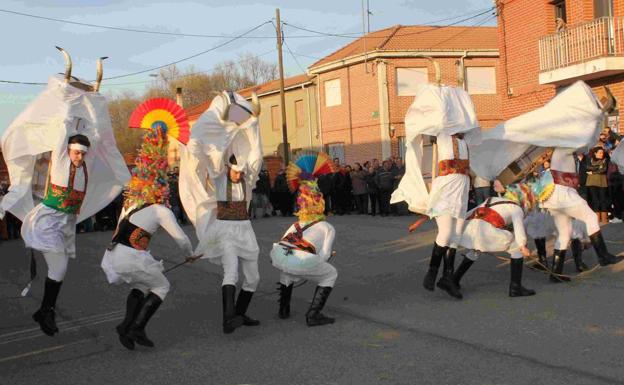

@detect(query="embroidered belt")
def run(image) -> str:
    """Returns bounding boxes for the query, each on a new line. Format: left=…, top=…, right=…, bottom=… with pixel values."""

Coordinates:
left=438, top=159, right=470, bottom=177
left=467, top=206, right=507, bottom=230
left=550, top=169, right=579, bottom=189
left=217, top=201, right=249, bottom=220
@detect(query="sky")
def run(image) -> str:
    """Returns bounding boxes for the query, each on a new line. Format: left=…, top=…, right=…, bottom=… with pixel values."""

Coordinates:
left=0, top=0, right=495, bottom=133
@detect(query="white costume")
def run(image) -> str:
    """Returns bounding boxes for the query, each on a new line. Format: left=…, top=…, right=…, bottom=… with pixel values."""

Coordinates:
left=470, top=80, right=619, bottom=268
left=180, top=91, right=263, bottom=334
left=101, top=204, right=193, bottom=299
left=1, top=75, right=129, bottom=280
left=460, top=197, right=527, bottom=260
left=271, top=220, right=337, bottom=287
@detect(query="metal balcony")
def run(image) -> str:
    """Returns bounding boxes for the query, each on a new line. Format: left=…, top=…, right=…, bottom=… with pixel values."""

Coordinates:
left=538, top=17, right=624, bottom=84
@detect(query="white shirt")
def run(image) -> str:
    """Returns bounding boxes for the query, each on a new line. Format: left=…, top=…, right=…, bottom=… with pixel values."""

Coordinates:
left=476, top=197, right=527, bottom=247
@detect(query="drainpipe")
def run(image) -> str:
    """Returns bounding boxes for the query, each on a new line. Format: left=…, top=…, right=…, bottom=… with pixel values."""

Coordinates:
left=315, top=74, right=323, bottom=148
left=304, top=84, right=313, bottom=149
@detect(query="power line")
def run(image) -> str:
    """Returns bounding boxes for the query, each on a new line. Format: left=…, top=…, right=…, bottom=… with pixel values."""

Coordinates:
left=0, top=8, right=375, bottom=39
left=103, top=21, right=272, bottom=80
left=281, top=7, right=495, bottom=39
left=102, top=49, right=277, bottom=87
left=279, top=23, right=307, bottom=74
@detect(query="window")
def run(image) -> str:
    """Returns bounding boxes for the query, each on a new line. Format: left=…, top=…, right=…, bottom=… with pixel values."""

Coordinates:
left=295, top=99, right=305, bottom=128
left=466, top=67, right=496, bottom=95
left=271, top=105, right=280, bottom=131
left=551, top=0, right=567, bottom=22
left=396, top=67, right=428, bottom=96
left=594, top=0, right=613, bottom=17
left=397, top=136, right=406, bottom=161
left=324, top=79, right=341, bottom=107
left=325, top=143, right=344, bottom=165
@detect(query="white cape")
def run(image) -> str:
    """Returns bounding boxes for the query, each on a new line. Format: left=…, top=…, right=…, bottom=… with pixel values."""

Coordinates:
left=1, top=75, right=130, bottom=222
left=470, top=81, right=604, bottom=181
left=391, top=84, right=480, bottom=214
left=179, top=93, right=263, bottom=254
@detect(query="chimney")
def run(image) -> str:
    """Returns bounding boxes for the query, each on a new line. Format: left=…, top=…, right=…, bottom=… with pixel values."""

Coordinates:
left=176, top=87, right=183, bottom=107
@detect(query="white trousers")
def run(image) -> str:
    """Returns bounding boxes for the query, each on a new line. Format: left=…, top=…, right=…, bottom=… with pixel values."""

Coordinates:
left=279, top=262, right=338, bottom=288
left=435, top=215, right=465, bottom=248
left=130, top=271, right=170, bottom=300
left=43, top=252, right=69, bottom=282
left=222, top=253, right=260, bottom=292
left=549, top=203, right=600, bottom=250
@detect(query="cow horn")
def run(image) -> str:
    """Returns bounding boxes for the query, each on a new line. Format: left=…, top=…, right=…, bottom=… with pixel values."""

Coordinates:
left=93, top=56, right=108, bottom=92
left=601, top=86, right=616, bottom=114
left=55, top=46, right=72, bottom=83
left=218, top=92, right=230, bottom=121
left=250, top=92, right=261, bottom=117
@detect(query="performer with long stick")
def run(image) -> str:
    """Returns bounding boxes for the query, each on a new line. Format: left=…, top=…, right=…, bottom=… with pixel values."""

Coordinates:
left=453, top=182, right=536, bottom=297
left=182, top=91, right=263, bottom=334
left=392, top=82, right=481, bottom=300
left=0, top=49, right=129, bottom=336
left=270, top=152, right=338, bottom=326
left=102, top=118, right=198, bottom=350
left=470, top=82, right=621, bottom=284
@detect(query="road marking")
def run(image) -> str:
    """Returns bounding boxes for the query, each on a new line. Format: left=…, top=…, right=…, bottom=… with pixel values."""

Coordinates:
left=0, top=339, right=90, bottom=363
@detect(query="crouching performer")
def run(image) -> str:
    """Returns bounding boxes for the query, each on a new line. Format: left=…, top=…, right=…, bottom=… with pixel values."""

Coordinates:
left=270, top=153, right=338, bottom=326
left=454, top=183, right=536, bottom=297
left=102, top=126, right=196, bottom=350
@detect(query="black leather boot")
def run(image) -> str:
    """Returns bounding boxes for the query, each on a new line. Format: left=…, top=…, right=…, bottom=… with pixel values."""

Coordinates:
left=589, top=231, right=622, bottom=266
left=452, top=256, right=474, bottom=290
left=278, top=283, right=293, bottom=319
left=534, top=238, right=548, bottom=271
left=571, top=239, right=588, bottom=272
left=235, top=290, right=260, bottom=326
left=437, top=248, right=463, bottom=299
left=549, top=249, right=570, bottom=283
left=423, top=243, right=447, bottom=291
left=116, top=289, right=144, bottom=336
left=509, top=258, right=536, bottom=297
left=121, top=293, right=162, bottom=350
left=306, top=286, right=335, bottom=327
left=222, top=285, right=244, bottom=334
left=32, top=277, right=63, bottom=336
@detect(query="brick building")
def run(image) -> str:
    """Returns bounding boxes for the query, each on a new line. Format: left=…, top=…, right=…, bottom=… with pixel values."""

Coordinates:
left=307, top=24, right=501, bottom=165
left=496, top=0, right=623, bottom=132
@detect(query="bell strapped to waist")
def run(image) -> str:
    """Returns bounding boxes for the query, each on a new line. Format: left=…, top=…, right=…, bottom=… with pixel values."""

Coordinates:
left=550, top=169, right=579, bottom=189
left=108, top=205, right=152, bottom=251
left=217, top=175, right=249, bottom=220
left=438, top=134, right=470, bottom=177
left=279, top=221, right=320, bottom=255
left=42, top=163, right=88, bottom=215
left=467, top=198, right=519, bottom=231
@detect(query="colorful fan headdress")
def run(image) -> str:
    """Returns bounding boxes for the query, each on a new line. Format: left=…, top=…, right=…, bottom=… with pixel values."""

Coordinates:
left=286, top=152, right=337, bottom=222
left=128, top=98, right=190, bottom=144
left=504, top=182, right=536, bottom=213
left=124, top=123, right=170, bottom=209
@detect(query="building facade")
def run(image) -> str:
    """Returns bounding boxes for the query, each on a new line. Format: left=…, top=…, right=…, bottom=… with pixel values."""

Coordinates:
left=497, top=0, right=624, bottom=133
left=308, top=24, right=501, bottom=165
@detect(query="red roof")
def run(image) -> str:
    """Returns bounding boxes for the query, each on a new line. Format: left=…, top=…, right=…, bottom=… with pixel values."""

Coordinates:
left=310, top=24, right=498, bottom=69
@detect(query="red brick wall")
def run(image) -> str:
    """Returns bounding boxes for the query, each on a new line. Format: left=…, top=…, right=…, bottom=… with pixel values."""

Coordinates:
left=497, top=0, right=557, bottom=120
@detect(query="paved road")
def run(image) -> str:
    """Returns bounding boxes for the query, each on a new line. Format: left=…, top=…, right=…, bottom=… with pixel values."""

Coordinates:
left=1, top=214, right=623, bottom=385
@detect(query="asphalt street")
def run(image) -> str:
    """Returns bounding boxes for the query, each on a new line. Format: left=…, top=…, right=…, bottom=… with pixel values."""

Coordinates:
left=1, top=214, right=623, bottom=385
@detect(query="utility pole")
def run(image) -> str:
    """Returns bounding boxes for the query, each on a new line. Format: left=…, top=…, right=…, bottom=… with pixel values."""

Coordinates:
left=275, top=8, right=289, bottom=165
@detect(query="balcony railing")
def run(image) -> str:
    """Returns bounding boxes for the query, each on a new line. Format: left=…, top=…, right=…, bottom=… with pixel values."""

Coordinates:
left=539, top=17, right=624, bottom=72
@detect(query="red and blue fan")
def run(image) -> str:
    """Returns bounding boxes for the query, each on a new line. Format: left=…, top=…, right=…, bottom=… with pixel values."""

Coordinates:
left=286, top=152, right=336, bottom=192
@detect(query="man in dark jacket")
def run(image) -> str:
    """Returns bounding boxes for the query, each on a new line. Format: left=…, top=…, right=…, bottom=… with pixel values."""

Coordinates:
left=375, top=160, right=395, bottom=217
